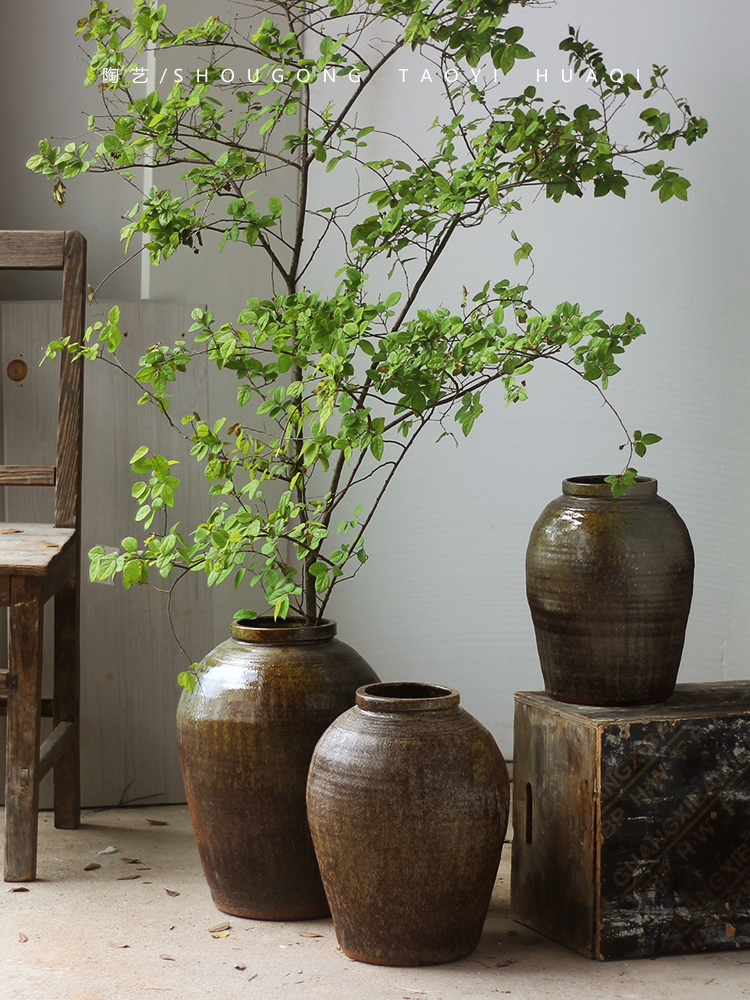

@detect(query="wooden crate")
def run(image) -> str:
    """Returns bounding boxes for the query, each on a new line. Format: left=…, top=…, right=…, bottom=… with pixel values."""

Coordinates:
left=511, top=683, right=750, bottom=960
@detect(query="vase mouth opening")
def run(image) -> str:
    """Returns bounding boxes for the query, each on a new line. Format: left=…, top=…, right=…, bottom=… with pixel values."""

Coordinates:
left=563, top=475, right=658, bottom=498
left=356, top=681, right=460, bottom=713
left=230, top=616, right=337, bottom=644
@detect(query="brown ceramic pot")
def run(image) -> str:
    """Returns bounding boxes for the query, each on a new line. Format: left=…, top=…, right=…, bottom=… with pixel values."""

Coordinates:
left=176, top=618, right=378, bottom=920
left=306, top=682, right=510, bottom=966
left=526, top=476, right=694, bottom=706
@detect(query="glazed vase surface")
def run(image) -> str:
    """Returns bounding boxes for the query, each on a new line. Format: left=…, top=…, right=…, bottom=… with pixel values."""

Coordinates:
left=306, top=682, right=510, bottom=966
left=526, top=476, right=694, bottom=706
left=176, top=618, right=378, bottom=920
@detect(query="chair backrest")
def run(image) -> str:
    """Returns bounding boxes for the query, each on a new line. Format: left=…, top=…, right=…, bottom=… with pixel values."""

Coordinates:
left=0, top=231, right=87, bottom=529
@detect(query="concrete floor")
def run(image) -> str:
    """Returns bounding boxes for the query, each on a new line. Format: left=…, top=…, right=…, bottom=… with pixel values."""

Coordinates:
left=0, top=806, right=748, bottom=1000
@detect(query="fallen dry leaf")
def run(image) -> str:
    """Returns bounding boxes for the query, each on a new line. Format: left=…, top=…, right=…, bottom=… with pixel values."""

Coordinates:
left=121, top=858, right=141, bottom=864
left=98, top=846, right=119, bottom=855
left=40, top=541, right=59, bottom=548
left=18, top=933, right=28, bottom=943
left=159, top=954, right=176, bottom=962
left=0, top=529, right=22, bottom=534
left=248, top=974, right=258, bottom=982
left=164, top=889, right=180, bottom=897
left=211, top=931, right=231, bottom=939
left=298, top=932, right=322, bottom=938
left=9, top=887, right=29, bottom=893
left=234, top=964, right=247, bottom=971
left=208, top=922, right=231, bottom=934
left=146, top=819, right=168, bottom=826
left=108, top=942, right=130, bottom=949
left=117, top=874, right=140, bottom=881
left=84, top=863, right=101, bottom=872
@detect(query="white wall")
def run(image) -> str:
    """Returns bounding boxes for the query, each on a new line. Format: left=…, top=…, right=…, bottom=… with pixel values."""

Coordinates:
left=2, top=1, right=748, bottom=760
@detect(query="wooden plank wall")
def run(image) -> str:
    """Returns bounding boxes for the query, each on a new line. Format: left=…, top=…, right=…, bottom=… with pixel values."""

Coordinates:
left=0, top=301, right=211, bottom=807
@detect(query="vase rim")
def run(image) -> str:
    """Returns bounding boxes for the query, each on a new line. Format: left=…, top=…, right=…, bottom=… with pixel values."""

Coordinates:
left=563, top=475, right=657, bottom=498
left=356, top=681, right=460, bottom=713
left=230, top=616, right=337, bottom=644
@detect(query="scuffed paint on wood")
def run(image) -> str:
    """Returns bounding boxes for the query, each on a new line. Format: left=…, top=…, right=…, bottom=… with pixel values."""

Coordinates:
left=512, top=682, right=750, bottom=959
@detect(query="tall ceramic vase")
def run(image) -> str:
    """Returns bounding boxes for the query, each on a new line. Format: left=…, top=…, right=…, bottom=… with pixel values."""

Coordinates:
left=306, top=682, right=510, bottom=966
left=176, top=617, right=379, bottom=920
left=526, top=476, right=694, bottom=706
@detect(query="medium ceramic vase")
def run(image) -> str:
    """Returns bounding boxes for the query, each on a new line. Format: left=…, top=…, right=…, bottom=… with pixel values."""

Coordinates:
left=176, top=617, right=378, bottom=920
left=526, top=476, right=694, bottom=706
left=306, top=682, right=510, bottom=966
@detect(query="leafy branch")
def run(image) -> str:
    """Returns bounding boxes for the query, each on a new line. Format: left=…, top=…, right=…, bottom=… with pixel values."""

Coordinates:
left=33, top=0, right=705, bottom=657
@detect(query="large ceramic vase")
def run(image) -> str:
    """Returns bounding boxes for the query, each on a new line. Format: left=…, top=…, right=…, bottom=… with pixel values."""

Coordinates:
left=526, top=476, right=694, bottom=706
left=176, top=617, right=378, bottom=920
left=306, top=682, right=510, bottom=966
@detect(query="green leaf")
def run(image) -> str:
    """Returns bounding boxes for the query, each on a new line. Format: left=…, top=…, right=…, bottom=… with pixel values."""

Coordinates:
left=513, top=242, right=532, bottom=266
left=605, top=469, right=638, bottom=498
left=233, top=608, right=257, bottom=621
left=123, top=559, right=145, bottom=588
left=273, top=595, right=290, bottom=619
left=178, top=670, right=198, bottom=691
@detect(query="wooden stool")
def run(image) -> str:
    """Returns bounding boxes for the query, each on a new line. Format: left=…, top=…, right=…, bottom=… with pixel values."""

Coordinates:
left=0, top=231, right=86, bottom=881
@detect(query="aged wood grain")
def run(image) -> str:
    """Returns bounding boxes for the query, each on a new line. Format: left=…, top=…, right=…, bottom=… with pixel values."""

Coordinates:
left=512, top=684, right=750, bottom=960
left=53, top=572, right=80, bottom=828
left=0, top=524, right=76, bottom=576
left=0, top=230, right=85, bottom=880
left=512, top=693, right=598, bottom=958
left=0, top=699, right=54, bottom=718
left=38, top=721, right=76, bottom=782
left=5, top=576, right=45, bottom=881
left=0, top=231, right=66, bottom=270
left=0, top=466, right=56, bottom=486
left=43, top=541, right=77, bottom=605
left=55, top=231, right=86, bottom=530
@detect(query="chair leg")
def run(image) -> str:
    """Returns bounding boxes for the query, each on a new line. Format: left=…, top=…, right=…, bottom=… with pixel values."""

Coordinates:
left=53, top=572, right=80, bottom=830
left=5, top=577, right=44, bottom=882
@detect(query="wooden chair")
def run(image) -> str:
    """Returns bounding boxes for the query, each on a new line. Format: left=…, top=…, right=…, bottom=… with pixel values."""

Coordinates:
left=0, top=231, right=86, bottom=881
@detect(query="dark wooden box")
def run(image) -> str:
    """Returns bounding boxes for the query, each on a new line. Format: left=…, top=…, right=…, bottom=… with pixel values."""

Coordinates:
left=511, top=683, right=750, bottom=960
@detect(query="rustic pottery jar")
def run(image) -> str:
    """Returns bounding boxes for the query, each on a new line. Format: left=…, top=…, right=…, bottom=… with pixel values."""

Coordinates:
left=526, top=476, right=694, bottom=706
left=176, top=617, right=378, bottom=920
left=306, top=681, right=510, bottom=966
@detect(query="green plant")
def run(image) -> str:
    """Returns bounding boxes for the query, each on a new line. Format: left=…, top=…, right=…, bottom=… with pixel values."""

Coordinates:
left=31, top=0, right=706, bottom=680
